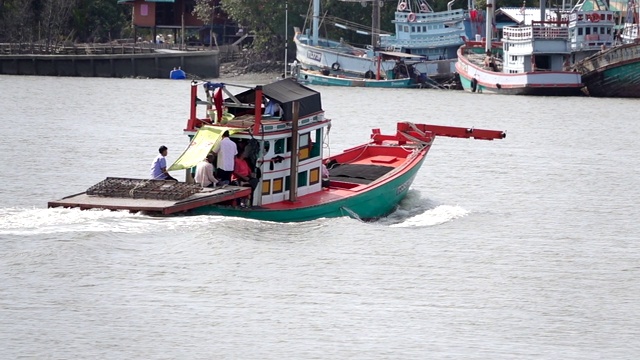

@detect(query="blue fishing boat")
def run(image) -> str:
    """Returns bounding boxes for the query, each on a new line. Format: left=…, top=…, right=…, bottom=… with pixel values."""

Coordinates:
left=295, top=68, right=415, bottom=88
left=293, top=0, right=466, bottom=85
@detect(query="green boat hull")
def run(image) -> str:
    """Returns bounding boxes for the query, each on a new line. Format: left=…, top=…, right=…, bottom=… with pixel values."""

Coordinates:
left=189, top=155, right=426, bottom=222
left=299, top=72, right=415, bottom=88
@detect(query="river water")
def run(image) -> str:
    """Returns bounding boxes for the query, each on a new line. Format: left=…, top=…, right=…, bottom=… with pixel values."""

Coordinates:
left=1, top=74, right=639, bottom=359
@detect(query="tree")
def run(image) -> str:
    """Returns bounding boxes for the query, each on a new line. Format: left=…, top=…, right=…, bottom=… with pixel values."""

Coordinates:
left=192, top=0, right=219, bottom=49
left=71, top=0, right=132, bottom=43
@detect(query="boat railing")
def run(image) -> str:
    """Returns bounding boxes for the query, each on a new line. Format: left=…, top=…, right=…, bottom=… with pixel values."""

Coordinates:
left=503, top=23, right=569, bottom=41
left=396, top=9, right=464, bottom=23
left=381, top=34, right=463, bottom=48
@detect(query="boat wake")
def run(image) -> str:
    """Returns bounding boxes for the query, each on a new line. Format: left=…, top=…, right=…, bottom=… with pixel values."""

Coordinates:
left=376, top=190, right=470, bottom=227
left=0, top=207, right=226, bottom=236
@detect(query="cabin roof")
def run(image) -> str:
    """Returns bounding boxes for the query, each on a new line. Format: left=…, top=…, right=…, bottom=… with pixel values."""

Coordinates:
left=263, top=78, right=318, bottom=104
left=234, top=78, right=323, bottom=120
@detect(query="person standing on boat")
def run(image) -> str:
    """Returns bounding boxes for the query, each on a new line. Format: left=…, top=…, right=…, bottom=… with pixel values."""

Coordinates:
left=212, top=130, right=237, bottom=185
left=194, top=154, right=218, bottom=187
left=150, top=145, right=177, bottom=181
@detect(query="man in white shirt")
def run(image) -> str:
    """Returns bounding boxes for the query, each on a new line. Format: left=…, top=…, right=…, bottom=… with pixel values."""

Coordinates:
left=212, top=130, right=237, bottom=185
left=194, top=154, right=217, bottom=187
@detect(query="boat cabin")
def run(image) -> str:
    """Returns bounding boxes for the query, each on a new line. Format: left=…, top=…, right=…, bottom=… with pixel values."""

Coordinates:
left=180, top=79, right=330, bottom=207
left=380, top=0, right=466, bottom=60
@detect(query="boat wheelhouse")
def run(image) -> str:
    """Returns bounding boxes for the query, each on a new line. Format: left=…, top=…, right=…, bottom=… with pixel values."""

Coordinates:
left=567, top=0, right=616, bottom=63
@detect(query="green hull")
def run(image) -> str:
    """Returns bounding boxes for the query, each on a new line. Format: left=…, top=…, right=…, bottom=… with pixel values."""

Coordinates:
left=189, top=155, right=426, bottom=222
left=299, top=72, right=414, bottom=88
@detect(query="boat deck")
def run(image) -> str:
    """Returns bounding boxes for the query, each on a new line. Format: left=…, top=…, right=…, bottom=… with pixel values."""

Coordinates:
left=465, top=52, right=503, bottom=72
left=48, top=177, right=251, bottom=215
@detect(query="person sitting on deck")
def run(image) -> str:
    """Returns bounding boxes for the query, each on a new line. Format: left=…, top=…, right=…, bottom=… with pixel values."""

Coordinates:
left=194, top=154, right=218, bottom=187
left=232, top=152, right=259, bottom=206
left=150, top=145, right=178, bottom=181
left=484, top=50, right=497, bottom=72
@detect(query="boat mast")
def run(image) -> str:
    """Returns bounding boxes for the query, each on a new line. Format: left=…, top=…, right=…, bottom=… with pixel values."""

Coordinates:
left=285, top=1, right=289, bottom=76
left=485, top=0, right=493, bottom=52
left=372, top=0, right=380, bottom=48
left=312, top=0, right=320, bottom=46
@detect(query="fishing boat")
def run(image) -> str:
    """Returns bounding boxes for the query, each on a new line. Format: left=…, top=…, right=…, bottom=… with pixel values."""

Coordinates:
left=290, top=58, right=426, bottom=88
left=48, top=79, right=506, bottom=222
left=379, top=0, right=467, bottom=81
left=293, top=0, right=466, bottom=85
left=455, top=0, right=583, bottom=95
left=295, top=68, right=415, bottom=88
left=570, top=0, right=640, bottom=97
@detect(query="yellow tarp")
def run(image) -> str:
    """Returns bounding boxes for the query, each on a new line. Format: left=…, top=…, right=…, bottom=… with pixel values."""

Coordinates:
left=168, top=126, right=246, bottom=171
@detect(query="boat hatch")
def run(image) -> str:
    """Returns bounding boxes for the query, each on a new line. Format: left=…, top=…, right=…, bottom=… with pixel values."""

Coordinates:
left=370, top=155, right=399, bottom=164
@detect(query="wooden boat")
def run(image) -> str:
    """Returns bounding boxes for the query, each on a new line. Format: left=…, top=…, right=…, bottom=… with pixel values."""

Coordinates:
left=456, top=0, right=582, bottom=96
left=49, top=79, right=506, bottom=222
left=293, top=65, right=415, bottom=88
left=571, top=41, right=640, bottom=97
left=293, top=0, right=465, bottom=84
left=570, top=0, right=640, bottom=97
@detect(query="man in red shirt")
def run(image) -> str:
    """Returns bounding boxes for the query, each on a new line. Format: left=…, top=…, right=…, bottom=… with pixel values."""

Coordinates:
left=233, top=153, right=258, bottom=206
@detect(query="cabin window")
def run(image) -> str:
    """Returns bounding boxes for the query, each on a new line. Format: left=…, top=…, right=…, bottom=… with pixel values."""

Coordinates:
left=274, top=138, right=285, bottom=154
left=578, top=28, right=583, bottom=35
left=423, top=26, right=427, bottom=32
left=586, top=27, right=591, bottom=35
left=411, top=26, right=416, bottom=32
left=299, top=133, right=311, bottom=160
left=600, top=27, right=605, bottom=34
left=403, top=25, right=409, bottom=32
left=310, top=129, right=321, bottom=157
left=417, top=27, right=421, bottom=33
left=607, top=28, right=612, bottom=34
left=310, top=168, right=320, bottom=185
left=284, top=176, right=290, bottom=191
left=262, top=141, right=271, bottom=156
left=273, top=178, right=283, bottom=194
left=262, top=180, right=271, bottom=195
left=298, top=171, right=308, bottom=187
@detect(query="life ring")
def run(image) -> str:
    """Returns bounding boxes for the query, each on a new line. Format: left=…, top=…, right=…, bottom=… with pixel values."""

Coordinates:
left=407, top=12, right=416, bottom=22
left=420, top=3, right=429, bottom=12
left=592, top=12, right=600, bottom=22
left=398, top=1, right=407, bottom=11
left=331, top=62, right=340, bottom=71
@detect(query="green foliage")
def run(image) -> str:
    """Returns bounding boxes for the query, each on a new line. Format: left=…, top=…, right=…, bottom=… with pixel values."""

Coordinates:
left=0, top=0, right=131, bottom=43
left=71, top=0, right=132, bottom=42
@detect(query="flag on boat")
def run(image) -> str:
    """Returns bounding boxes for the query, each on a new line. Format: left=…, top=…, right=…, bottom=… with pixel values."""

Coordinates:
left=168, top=126, right=246, bottom=171
left=214, top=88, right=223, bottom=123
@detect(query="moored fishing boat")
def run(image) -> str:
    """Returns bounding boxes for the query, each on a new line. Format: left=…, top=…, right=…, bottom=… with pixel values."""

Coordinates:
left=570, top=0, right=640, bottom=97
left=295, top=68, right=415, bottom=88
left=456, top=0, right=583, bottom=95
left=49, top=79, right=506, bottom=222
left=293, top=0, right=466, bottom=85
